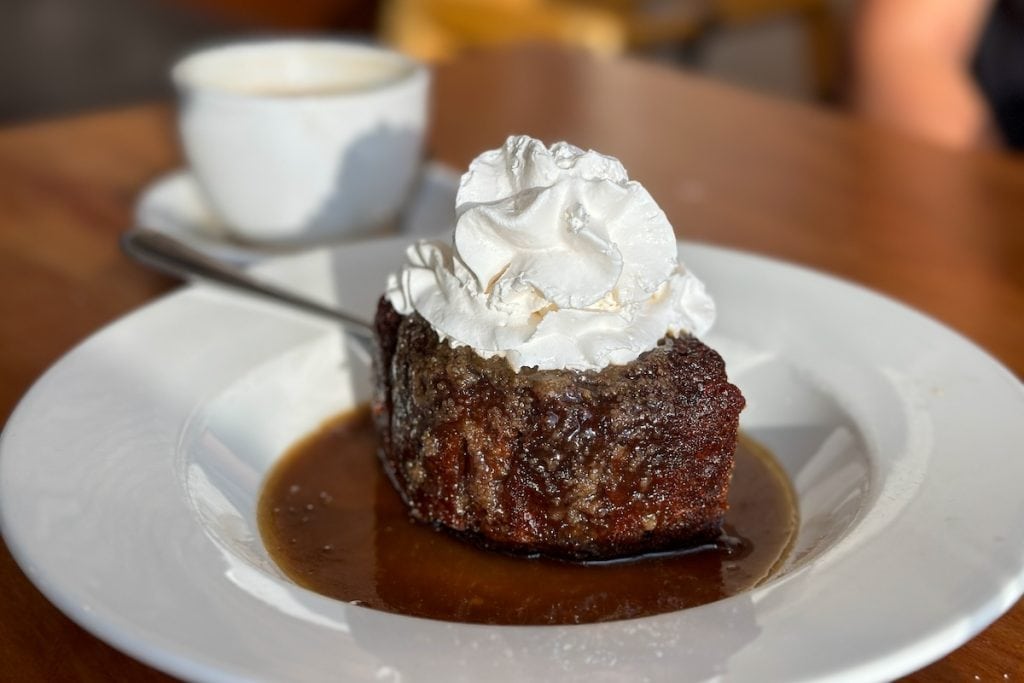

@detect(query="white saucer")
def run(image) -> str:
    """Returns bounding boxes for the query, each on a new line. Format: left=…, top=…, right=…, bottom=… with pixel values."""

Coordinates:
left=133, top=161, right=460, bottom=266
left=2, top=239, right=1024, bottom=682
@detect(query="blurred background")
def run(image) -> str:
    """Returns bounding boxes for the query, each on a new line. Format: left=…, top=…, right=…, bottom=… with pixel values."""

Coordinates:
left=0, top=0, right=856, bottom=123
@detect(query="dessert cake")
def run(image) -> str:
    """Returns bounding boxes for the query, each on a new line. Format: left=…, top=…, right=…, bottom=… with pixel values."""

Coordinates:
left=372, top=135, right=744, bottom=561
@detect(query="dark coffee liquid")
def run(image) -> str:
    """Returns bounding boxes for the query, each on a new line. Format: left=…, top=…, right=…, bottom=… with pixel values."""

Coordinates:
left=258, top=407, right=796, bottom=625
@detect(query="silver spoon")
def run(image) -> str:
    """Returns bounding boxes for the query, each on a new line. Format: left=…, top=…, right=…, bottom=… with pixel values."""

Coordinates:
left=121, top=228, right=376, bottom=352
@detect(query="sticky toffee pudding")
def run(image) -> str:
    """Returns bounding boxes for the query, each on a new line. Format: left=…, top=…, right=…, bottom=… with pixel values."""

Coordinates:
left=372, top=301, right=745, bottom=561
left=257, top=135, right=791, bottom=623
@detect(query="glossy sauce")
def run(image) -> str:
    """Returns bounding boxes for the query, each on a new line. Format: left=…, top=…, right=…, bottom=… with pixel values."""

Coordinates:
left=258, top=407, right=797, bottom=625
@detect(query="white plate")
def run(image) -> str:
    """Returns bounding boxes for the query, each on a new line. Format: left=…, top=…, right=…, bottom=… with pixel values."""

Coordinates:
left=2, top=239, right=1023, bottom=683
left=132, top=161, right=460, bottom=266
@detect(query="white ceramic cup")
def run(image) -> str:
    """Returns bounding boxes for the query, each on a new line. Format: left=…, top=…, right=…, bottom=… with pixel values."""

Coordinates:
left=173, top=39, right=429, bottom=246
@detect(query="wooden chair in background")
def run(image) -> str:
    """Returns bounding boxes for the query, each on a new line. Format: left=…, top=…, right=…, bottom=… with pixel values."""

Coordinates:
left=379, top=0, right=630, bottom=59
left=379, top=0, right=839, bottom=100
left=711, top=0, right=839, bottom=99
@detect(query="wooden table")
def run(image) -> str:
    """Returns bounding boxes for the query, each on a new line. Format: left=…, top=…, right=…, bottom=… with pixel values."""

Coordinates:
left=1, top=44, right=1021, bottom=681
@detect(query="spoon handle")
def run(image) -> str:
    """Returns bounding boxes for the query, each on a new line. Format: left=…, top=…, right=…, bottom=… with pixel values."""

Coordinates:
left=121, top=229, right=376, bottom=346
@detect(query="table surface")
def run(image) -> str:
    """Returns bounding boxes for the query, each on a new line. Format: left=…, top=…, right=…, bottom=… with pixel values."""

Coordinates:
left=0, top=44, right=1021, bottom=682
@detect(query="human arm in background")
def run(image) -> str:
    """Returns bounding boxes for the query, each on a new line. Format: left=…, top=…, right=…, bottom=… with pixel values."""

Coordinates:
left=851, top=0, right=1000, bottom=150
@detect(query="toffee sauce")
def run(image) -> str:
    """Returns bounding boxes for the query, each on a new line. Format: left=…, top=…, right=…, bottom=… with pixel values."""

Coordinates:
left=258, top=407, right=797, bottom=625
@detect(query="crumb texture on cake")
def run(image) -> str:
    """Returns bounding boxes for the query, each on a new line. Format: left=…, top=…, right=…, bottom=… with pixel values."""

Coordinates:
left=372, top=298, right=745, bottom=561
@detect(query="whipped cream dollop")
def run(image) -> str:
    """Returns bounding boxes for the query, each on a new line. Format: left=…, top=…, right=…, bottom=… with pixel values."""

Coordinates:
left=386, top=135, right=715, bottom=371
